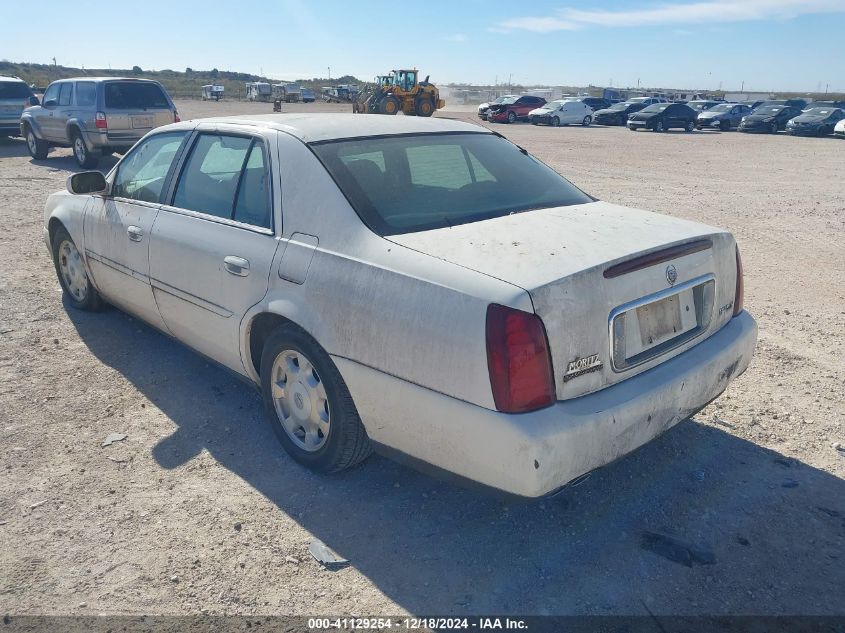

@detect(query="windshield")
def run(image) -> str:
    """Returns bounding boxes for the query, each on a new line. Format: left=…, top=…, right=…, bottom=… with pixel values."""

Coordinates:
left=757, top=106, right=784, bottom=115
left=641, top=104, right=670, bottom=113
left=312, top=133, right=592, bottom=235
left=104, top=82, right=169, bottom=108
left=0, top=81, right=33, bottom=99
left=803, top=108, right=831, bottom=116
left=610, top=102, right=632, bottom=110
left=687, top=102, right=712, bottom=111
left=545, top=100, right=566, bottom=108
left=708, top=104, right=734, bottom=112
left=499, top=97, right=518, bottom=105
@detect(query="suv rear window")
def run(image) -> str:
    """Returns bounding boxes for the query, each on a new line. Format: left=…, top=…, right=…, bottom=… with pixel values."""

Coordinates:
left=0, top=81, right=32, bottom=99
left=312, top=133, right=592, bottom=235
left=104, top=82, right=169, bottom=109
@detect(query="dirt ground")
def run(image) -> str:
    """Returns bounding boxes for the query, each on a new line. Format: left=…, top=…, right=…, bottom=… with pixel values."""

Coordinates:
left=1, top=99, right=843, bottom=618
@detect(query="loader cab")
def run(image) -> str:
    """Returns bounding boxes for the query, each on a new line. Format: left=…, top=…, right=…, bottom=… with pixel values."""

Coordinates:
left=393, top=70, right=418, bottom=92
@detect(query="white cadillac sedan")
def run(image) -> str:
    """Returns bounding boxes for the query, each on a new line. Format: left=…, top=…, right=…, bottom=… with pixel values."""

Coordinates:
left=44, top=114, right=757, bottom=497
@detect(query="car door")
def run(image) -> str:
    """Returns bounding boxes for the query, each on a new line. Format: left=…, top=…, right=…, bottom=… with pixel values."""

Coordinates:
left=149, top=128, right=281, bottom=374
left=53, top=82, right=74, bottom=141
left=36, top=83, right=62, bottom=141
left=83, top=130, right=190, bottom=331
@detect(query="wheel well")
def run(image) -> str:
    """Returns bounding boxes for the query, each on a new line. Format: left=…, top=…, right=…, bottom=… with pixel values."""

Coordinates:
left=248, top=312, right=292, bottom=375
left=47, top=217, right=66, bottom=249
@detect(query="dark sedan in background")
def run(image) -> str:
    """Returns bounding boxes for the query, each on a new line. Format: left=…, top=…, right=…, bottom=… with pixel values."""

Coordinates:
left=786, top=107, right=844, bottom=136
left=593, top=100, right=648, bottom=125
left=627, top=103, right=698, bottom=132
left=739, top=104, right=804, bottom=133
left=579, top=96, right=613, bottom=112
left=696, top=103, right=753, bottom=131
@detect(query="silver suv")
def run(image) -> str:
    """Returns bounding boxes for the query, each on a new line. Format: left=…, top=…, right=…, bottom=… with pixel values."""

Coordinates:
left=0, top=76, right=38, bottom=137
left=21, top=77, right=178, bottom=168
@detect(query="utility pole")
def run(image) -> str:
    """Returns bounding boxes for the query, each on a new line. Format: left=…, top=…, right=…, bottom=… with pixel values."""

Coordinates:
left=328, top=67, right=331, bottom=80
left=741, top=80, right=744, bottom=93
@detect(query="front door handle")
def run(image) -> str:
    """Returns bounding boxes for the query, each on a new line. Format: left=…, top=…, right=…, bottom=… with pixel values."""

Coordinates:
left=127, top=225, right=143, bottom=242
left=224, top=255, right=250, bottom=277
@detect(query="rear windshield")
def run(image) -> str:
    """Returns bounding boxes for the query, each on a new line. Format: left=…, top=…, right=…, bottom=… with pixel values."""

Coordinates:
left=642, top=104, right=670, bottom=113
left=104, top=82, right=169, bottom=109
left=0, top=81, right=33, bottom=99
left=311, top=133, right=592, bottom=235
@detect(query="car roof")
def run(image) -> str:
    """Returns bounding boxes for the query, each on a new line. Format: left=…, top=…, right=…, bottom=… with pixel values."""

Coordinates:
left=47, top=77, right=161, bottom=83
left=173, top=113, right=493, bottom=144
left=0, top=75, right=27, bottom=83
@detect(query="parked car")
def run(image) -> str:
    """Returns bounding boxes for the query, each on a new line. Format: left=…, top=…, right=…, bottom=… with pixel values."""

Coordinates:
left=0, top=76, right=38, bottom=137
left=301, top=88, right=316, bottom=103
left=834, top=118, right=845, bottom=138
left=42, top=114, right=756, bottom=497
left=802, top=100, right=845, bottom=111
left=577, top=97, right=612, bottom=112
left=528, top=100, right=593, bottom=126
left=627, top=103, right=698, bottom=132
left=753, top=99, right=807, bottom=111
left=628, top=96, right=669, bottom=106
left=21, top=77, right=178, bottom=168
left=593, top=101, right=648, bottom=126
left=786, top=107, right=844, bottom=136
left=477, top=95, right=518, bottom=120
left=695, top=103, right=753, bottom=131
left=738, top=104, right=803, bottom=133
left=685, top=100, right=720, bottom=113
left=487, top=95, right=547, bottom=123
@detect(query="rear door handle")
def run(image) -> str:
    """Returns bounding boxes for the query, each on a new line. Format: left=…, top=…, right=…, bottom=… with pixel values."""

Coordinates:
left=224, top=255, right=250, bottom=277
left=127, top=225, right=143, bottom=242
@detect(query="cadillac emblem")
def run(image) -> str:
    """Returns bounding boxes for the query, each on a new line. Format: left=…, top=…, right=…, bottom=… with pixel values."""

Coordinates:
left=666, top=264, right=678, bottom=286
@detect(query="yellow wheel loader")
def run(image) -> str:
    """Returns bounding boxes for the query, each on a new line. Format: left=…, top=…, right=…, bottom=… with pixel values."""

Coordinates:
left=353, top=69, right=445, bottom=116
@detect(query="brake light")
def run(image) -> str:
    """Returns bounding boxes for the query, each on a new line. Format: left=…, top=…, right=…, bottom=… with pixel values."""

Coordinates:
left=486, top=304, right=555, bottom=413
left=95, top=112, right=107, bottom=129
left=174, top=110, right=180, bottom=123
left=733, top=245, right=744, bottom=316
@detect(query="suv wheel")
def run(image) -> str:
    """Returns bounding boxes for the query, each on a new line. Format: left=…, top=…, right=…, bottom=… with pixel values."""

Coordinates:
left=72, top=131, right=99, bottom=168
left=582, top=115, right=592, bottom=126
left=25, top=125, right=48, bottom=160
left=261, top=324, right=372, bottom=473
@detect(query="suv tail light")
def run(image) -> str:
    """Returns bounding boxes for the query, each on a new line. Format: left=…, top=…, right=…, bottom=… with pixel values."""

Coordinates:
left=733, top=245, right=744, bottom=316
left=486, top=304, right=555, bottom=413
left=94, top=112, right=107, bottom=129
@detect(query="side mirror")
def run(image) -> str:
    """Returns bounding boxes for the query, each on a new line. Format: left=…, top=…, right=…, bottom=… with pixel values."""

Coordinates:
left=67, top=171, right=107, bottom=195
left=29, top=95, right=40, bottom=106
left=43, top=99, right=58, bottom=107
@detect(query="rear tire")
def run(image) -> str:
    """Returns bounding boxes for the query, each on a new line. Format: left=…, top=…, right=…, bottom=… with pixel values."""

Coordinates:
left=685, top=121, right=694, bottom=132
left=261, top=324, right=372, bottom=473
left=654, top=120, right=665, bottom=132
left=720, top=120, right=730, bottom=131
left=51, top=225, right=103, bottom=311
left=25, top=125, right=48, bottom=160
left=551, top=116, right=560, bottom=127
left=378, top=96, right=400, bottom=115
left=770, top=121, right=779, bottom=134
left=72, top=130, right=98, bottom=168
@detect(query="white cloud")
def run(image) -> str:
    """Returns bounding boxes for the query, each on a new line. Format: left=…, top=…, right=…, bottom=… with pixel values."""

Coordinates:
left=444, top=33, right=469, bottom=42
left=494, top=0, right=845, bottom=32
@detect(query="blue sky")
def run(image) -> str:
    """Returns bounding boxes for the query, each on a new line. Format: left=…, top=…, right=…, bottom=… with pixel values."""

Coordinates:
left=2, top=0, right=843, bottom=92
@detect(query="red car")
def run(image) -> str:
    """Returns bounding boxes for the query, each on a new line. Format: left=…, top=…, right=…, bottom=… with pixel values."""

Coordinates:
left=487, top=95, right=547, bottom=123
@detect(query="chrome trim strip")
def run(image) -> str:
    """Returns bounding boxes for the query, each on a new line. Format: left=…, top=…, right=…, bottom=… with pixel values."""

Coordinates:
left=150, top=277, right=233, bottom=318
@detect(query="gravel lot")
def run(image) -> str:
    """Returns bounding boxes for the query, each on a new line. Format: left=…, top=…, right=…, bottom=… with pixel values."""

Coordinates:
left=1, top=99, right=843, bottom=617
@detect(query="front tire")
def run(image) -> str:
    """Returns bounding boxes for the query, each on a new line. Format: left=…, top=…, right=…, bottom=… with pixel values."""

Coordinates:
left=261, top=324, right=372, bottom=473
left=720, top=120, right=730, bottom=131
left=685, top=121, right=694, bottom=132
left=72, top=131, right=98, bottom=168
left=25, top=125, right=48, bottom=159
left=653, top=120, right=665, bottom=132
left=507, top=111, right=516, bottom=124
left=551, top=116, right=560, bottom=127
left=51, top=226, right=103, bottom=311
left=770, top=121, right=779, bottom=134
left=415, top=98, right=434, bottom=117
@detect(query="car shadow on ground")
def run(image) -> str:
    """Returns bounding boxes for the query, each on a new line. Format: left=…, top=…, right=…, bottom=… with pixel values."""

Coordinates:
left=67, top=305, right=845, bottom=616
left=0, top=137, right=119, bottom=172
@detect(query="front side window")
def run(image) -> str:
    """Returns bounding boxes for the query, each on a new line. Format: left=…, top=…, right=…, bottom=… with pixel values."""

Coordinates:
left=76, top=82, right=96, bottom=106
left=113, top=132, right=186, bottom=203
left=58, top=83, right=73, bottom=106
left=312, top=133, right=592, bottom=235
left=172, top=134, right=271, bottom=229
left=42, top=83, right=60, bottom=105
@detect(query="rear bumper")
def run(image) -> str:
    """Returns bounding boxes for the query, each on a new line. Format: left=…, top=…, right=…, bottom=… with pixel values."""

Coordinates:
left=335, top=311, right=757, bottom=497
left=0, top=122, right=21, bottom=135
left=82, top=128, right=141, bottom=149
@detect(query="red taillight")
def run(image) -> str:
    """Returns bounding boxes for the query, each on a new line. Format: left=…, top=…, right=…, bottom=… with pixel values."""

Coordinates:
left=486, top=304, right=555, bottom=413
left=733, top=245, right=744, bottom=317
left=173, top=110, right=180, bottom=122
left=95, top=112, right=107, bottom=129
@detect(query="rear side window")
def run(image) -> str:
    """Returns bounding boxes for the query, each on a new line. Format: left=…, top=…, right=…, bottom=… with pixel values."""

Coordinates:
left=76, top=82, right=96, bottom=106
left=0, top=81, right=32, bottom=99
left=104, top=82, right=169, bottom=109
left=173, top=134, right=272, bottom=229
left=113, top=132, right=186, bottom=203
left=58, top=83, right=73, bottom=106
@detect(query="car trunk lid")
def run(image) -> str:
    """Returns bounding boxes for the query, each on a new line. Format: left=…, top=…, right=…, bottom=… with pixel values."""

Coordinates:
left=388, top=201, right=739, bottom=400
left=103, top=81, right=174, bottom=139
